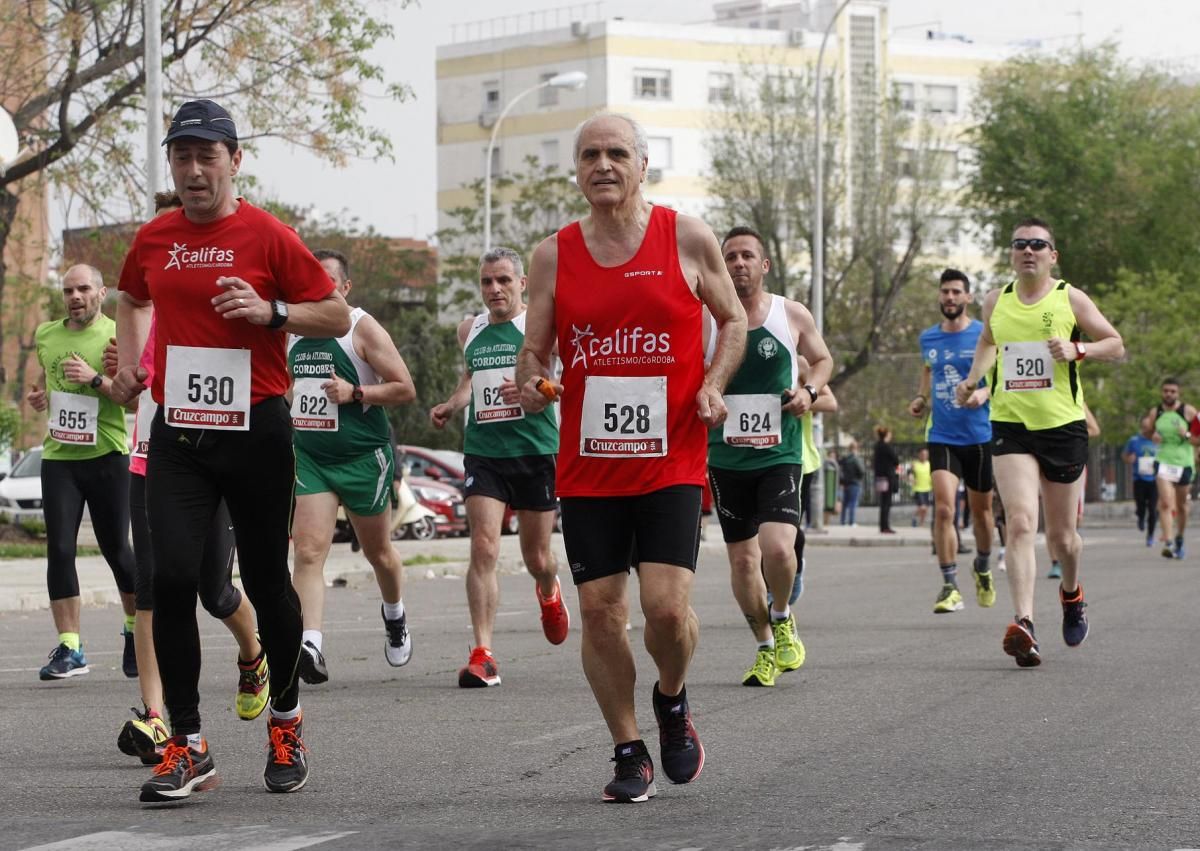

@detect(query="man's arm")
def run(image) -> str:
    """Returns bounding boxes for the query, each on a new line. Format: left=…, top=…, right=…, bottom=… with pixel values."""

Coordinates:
left=812, top=384, right=838, bottom=414
left=956, top=289, right=999, bottom=406
left=782, top=300, right=832, bottom=417
left=113, top=292, right=154, bottom=405
left=1049, top=288, right=1124, bottom=364
left=679, top=216, right=747, bottom=427
left=431, top=318, right=476, bottom=429
left=908, top=365, right=932, bottom=418
left=320, top=315, right=417, bottom=407
left=212, top=276, right=351, bottom=338
left=517, top=236, right=561, bottom=413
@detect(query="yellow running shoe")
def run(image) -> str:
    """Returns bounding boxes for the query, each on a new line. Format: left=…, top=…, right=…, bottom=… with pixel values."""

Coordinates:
left=772, top=614, right=806, bottom=672
left=933, top=583, right=964, bottom=614
left=118, top=705, right=170, bottom=764
left=974, top=570, right=997, bottom=608
left=741, top=646, right=778, bottom=687
left=236, top=651, right=270, bottom=721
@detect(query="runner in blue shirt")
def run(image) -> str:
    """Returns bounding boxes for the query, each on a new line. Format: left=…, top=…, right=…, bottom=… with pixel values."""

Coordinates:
left=1122, top=420, right=1158, bottom=547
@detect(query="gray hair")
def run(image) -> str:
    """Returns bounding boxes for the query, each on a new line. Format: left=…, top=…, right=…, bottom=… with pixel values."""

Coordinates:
left=572, top=112, right=648, bottom=169
left=479, top=246, right=524, bottom=279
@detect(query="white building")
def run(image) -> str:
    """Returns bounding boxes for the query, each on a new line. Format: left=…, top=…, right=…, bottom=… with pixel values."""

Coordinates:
left=436, top=1, right=1015, bottom=268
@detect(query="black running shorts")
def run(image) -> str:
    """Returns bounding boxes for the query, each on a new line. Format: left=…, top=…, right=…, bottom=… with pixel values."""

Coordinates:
left=928, top=441, right=994, bottom=493
left=991, top=420, right=1088, bottom=484
left=559, top=485, right=702, bottom=585
left=707, top=463, right=803, bottom=544
left=463, top=453, right=557, bottom=511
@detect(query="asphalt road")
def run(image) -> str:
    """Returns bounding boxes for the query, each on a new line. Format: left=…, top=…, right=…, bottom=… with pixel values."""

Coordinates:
left=1, top=526, right=1199, bottom=850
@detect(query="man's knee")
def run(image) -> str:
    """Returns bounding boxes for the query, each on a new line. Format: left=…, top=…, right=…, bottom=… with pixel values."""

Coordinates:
left=1006, top=510, right=1038, bottom=538
left=643, top=598, right=690, bottom=634
left=291, top=534, right=327, bottom=573
left=934, top=502, right=955, bottom=526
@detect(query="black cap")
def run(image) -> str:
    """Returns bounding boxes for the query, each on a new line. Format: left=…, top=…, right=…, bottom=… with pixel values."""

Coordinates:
left=162, top=99, right=238, bottom=146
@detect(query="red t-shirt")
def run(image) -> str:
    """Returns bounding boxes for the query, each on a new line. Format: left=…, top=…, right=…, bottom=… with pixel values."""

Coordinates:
left=118, top=200, right=333, bottom=405
left=554, top=205, right=706, bottom=497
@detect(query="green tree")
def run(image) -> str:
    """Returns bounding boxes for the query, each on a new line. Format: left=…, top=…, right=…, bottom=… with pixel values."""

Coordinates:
left=966, top=45, right=1200, bottom=292
left=705, top=61, right=951, bottom=393
left=0, top=0, right=411, bottom=400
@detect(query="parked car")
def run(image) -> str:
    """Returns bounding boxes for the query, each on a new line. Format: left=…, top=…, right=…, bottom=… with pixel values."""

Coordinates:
left=408, top=475, right=467, bottom=537
left=396, top=445, right=520, bottom=534
left=0, top=446, right=44, bottom=523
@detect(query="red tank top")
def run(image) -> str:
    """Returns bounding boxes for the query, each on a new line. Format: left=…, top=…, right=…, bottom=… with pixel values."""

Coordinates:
left=555, top=205, right=706, bottom=497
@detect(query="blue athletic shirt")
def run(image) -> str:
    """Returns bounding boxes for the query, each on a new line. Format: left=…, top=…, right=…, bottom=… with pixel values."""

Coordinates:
left=920, top=319, right=992, bottom=446
left=1123, top=434, right=1158, bottom=482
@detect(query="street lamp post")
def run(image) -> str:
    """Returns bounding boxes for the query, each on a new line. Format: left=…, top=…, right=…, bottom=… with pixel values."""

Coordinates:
left=483, top=70, right=587, bottom=252
left=810, top=0, right=852, bottom=532
left=145, top=0, right=163, bottom=219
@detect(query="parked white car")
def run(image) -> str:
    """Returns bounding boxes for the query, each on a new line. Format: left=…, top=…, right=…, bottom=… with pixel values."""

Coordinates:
left=0, top=446, right=44, bottom=523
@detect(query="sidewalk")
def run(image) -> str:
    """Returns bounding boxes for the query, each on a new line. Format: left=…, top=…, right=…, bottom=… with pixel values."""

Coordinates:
left=0, top=500, right=1144, bottom=613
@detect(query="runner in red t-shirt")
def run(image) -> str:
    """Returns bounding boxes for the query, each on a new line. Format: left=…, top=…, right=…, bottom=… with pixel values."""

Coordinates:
left=111, top=99, right=349, bottom=805
left=517, top=112, right=747, bottom=803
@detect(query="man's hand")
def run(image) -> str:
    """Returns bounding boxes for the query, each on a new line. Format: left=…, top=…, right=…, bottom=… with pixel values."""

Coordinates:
left=519, top=376, right=560, bottom=413
left=213, top=276, right=272, bottom=325
left=321, top=369, right=353, bottom=404
left=111, top=366, right=149, bottom=405
left=962, top=388, right=990, bottom=409
left=26, top=385, right=47, bottom=412
left=429, top=402, right=454, bottom=429
left=908, top=396, right=927, bottom=418
left=61, top=354, right=98, bottom=387
left=696, top=383, right=727, bottom=428
left=1046, top=336, right=1079, bottom=362
left=954, top=379, right=976, bottom=407
left=102, top=337, right=119, bottom=377
left=780, top=388, right=812, bottom=417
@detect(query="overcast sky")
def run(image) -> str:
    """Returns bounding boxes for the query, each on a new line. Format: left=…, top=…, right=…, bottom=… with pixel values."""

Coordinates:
left=237, top=0, right=1200, bottom=240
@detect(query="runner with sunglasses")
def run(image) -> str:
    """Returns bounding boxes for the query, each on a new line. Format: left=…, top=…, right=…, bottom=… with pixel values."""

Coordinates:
left=956, top=218, right=1123, bottom=668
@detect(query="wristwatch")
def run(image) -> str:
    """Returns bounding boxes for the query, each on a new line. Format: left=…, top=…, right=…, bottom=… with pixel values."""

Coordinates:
left=268, top=299, right=289, bottom=329
left=89, top=374, right=103, bottom=389
left=1074, top=342, right=1087, bottom=361
left=351, top=385, right=364, bottom=403
left=803, top=384, right=818, bottom=403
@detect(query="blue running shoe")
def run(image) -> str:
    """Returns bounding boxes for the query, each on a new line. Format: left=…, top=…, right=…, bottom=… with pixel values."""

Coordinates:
left=1060, top=584, right=1088, bottom=647
left=39, top=643, right=89, bottom=680
left=1175, top=539, right=1186, bottom=560
left=1046, top=561, right=1062, bottom=579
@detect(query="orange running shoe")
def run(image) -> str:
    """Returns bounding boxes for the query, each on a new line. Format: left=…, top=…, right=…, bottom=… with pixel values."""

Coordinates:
left=537, top=579, right=570, bottom=645
left=458, top=646, right=501, bottom=688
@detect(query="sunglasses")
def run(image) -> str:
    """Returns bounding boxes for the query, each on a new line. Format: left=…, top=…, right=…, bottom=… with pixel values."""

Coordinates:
left=1011, top=238, right=1053, bottom=252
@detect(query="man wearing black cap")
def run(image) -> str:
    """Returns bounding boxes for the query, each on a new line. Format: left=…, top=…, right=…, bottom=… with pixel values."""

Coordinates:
left=113, top=99, right=350, bottom=803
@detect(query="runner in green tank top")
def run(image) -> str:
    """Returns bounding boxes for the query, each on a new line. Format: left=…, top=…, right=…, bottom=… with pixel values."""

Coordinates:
left=287, top=249, right=418, bottom=683
left=706, top=227, right=833, bottom=688
left=957, top=217, right=1124, bottom=668
left=1143, top=378, right=1196, bottom=559
left=429, top=246, right=568, bottom=690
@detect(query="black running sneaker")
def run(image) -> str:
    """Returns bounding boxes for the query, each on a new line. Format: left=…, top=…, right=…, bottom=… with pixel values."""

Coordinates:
left=264, top=713, right=309, bottom=793
left=1002, top=616, right=1042, bottom=668
left=651, top=682, right=705, bottom=784
left=121, top=629, right=138, bottom=678
left=139, top=736, right=218, bottom=803
left=1060, top=584, right=1089, bottom=647
left=297, top=640, right=328, bottom=685
left=602, top=740, right=656, bottom=803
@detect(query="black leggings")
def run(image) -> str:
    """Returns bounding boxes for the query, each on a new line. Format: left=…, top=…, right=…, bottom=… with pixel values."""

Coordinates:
left=147, top=398, right=300, bottom=735
left=41, top=452, right=136, bottom=600
left=1134, top=478, right=1158, bottom=539
left=129, top=474, right=241, bottom=618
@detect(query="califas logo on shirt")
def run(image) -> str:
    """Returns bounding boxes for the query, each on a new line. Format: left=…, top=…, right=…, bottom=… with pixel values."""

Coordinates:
left=569, top=323, right=672, bottom=370
left=165, top=242, right=235, bottom=271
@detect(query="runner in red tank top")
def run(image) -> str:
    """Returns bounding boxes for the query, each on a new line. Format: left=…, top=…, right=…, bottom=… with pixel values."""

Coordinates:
left=517, top=112, right=747, bottom=803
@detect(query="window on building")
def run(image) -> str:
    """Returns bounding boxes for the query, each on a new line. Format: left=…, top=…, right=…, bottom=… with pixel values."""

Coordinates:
left=634, top=68, right=672, bottom=101
left=482, top=80, right=501, bottom=113
left=931, top=150, right=959, bottom=180
left=647, top=136, right=673, bottom=169
left=708, top=71, right=734, bottom=104
left=538, top=72, right=559, bottom=107
left=894, top=81, right=916, bottom=112
left=924, top=84, right=958, bottom=114
left=540, top=138, right=560, bottom=169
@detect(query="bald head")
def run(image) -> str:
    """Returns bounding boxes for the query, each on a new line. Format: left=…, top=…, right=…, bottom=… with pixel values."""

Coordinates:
left=60, top=264, right=105, bottom=328
left=63, top=264, right=103, bottom=288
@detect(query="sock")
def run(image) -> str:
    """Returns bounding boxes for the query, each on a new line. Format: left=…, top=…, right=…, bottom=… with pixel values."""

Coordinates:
left=123, top=614, right=136, bottom=633
left=1176, top=534, right=1184, bottom=546
left=270, top=704, right=302, bottom=722
left=974, top=551, right=990, bottom=572
left=1061, top=584, right=1082, bottom=601
left=58, top=631, right=81, bottom=651
left=757, top=637, right=775, bottom=650
left=655, top=682, right=685, bottom=703
left=940, top=564, right=958, bottom=586
left=769, top=606, right=790, bottom=622
left=185, top=733, right=203, bottom=749
left=382, top=599, right=405, bottom=621
left=302, top=629, right=323, bottom=652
